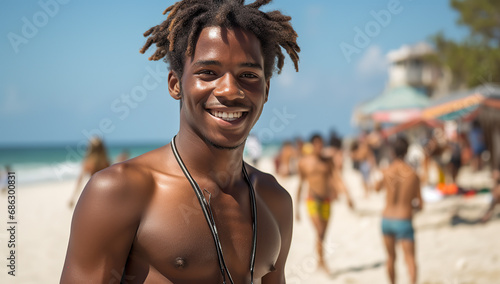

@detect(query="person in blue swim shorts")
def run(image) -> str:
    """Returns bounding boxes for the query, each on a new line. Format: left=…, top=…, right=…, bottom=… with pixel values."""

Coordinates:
left=376, top=136, right=423, bottom=284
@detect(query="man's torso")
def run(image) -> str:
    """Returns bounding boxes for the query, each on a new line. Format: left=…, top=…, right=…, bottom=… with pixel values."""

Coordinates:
left=382, top=161, right=419, bottom=219
left=300, top=154, right=333, bottom=199
left=119, top=146, right=285, bottom=283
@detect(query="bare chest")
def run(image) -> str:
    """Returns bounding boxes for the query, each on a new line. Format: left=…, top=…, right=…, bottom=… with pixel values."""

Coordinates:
left=303, top=157, right=331, bottom=176
left=125, top=186, right=281, bottom=283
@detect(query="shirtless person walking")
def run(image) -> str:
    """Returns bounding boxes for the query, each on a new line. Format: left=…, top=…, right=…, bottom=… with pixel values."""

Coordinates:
left=61, top=1, right=300, bottom=283
left=375, top=136, right=423, bottom=284
left=326, top=133, right=354, bottom=209
left=350, top=137, right=376, bottom=198
left=296, top=134, right=335, bottom=272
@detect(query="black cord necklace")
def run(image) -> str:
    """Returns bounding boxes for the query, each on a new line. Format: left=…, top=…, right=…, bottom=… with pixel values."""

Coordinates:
left=171, top=136, right=257, bottom=284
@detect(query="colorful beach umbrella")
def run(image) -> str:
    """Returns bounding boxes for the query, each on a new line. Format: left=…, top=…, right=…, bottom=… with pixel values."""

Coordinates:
left=359, top=86, right=430, bottom=123
left=422, top=84, right=500, bottom=121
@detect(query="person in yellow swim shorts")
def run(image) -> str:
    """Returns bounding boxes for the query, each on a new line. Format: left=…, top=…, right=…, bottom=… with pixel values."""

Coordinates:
left=307, top=197, right=331, bottom=221
left=296, top=134, right=336, bottom=273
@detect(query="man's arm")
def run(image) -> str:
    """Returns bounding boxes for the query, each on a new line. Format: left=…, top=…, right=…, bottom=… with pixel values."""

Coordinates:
left=327, top=160, right=338, bottom=201
left=295, top=159, right=306, bottom=221
left=374, top=170, right=385, bottom=193
left=333, top=173, right=354, bottom=209
left=261, top=177, right=293, bottom=284
left=61, top=164, right=151, bottom=283
left=414, top=176, right=423, bottom=211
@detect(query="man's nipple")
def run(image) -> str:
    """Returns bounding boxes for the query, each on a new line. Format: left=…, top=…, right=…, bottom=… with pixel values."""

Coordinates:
left=175, top=257, right=187, bottom=269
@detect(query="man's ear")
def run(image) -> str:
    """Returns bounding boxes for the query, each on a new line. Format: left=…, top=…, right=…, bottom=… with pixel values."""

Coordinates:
left=265, top=79, right=270, bottom=103
left=168, top=70, right=182, bottom=100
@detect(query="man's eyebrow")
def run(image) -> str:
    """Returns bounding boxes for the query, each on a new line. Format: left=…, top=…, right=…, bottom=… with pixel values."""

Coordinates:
left=192, top=60, right=222, bottom=67
left=192, top=60, right=262, bottom=70
left=240, top=62, right=263, bottom=70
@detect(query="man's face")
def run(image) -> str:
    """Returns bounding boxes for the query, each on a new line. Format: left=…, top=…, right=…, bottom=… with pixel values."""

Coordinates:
left=312, top=137, right=323, bottom=155
left=169, top=26, right=269, bottom=149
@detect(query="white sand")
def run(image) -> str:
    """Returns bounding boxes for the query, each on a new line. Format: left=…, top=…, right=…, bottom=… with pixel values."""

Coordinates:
left=0, top=158, right=499, bottom=283
left=0, top=179, right=73, bottom=284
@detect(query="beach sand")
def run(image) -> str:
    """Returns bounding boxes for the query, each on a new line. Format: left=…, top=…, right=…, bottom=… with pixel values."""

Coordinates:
left=1, top=158, right=499, bottom=283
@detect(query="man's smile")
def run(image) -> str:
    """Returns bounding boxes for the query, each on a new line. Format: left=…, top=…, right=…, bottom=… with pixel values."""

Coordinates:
left=210, top=110, right=242, bottom=121
left=207, top=108, right=249, bottom=122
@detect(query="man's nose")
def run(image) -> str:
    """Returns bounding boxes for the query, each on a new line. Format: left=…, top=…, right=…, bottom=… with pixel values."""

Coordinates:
left=213, top=73, right=244, bottom=99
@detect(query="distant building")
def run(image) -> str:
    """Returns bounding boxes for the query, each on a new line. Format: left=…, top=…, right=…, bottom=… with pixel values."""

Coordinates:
left=353, top=42, right=451, bottom=129
left=387, top=42, right=444, bottom=97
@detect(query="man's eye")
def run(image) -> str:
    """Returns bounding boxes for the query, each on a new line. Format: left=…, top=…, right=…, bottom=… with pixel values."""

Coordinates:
left=241, top=73, right=258, bottom=78
left=198, top=70, right=215, bottom=75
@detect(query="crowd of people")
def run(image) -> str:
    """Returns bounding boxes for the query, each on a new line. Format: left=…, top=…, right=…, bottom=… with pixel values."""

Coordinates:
left=275, top=131, right=421, bottom=283
left=277, top=120, right=492, bottom=198
left=66, top=116, right=499, bottom=283
left=272, top=120, right=499, bottom=283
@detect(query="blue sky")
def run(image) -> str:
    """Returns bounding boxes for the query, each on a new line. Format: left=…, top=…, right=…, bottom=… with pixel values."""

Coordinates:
left=0, top=0, right=468, bottom=146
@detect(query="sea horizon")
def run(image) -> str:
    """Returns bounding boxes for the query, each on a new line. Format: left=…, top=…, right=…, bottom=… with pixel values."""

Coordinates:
left=0, top=139, right=282, bottom=185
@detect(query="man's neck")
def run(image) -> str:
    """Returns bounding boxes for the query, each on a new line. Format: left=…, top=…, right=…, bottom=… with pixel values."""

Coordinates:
left=392, top=158, right=409, bottom=168
left=173, top=130, right=246, bottom=190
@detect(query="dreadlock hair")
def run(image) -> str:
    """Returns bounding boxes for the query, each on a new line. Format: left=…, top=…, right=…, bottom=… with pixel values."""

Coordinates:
left=139, top=0, right=300, bottom=79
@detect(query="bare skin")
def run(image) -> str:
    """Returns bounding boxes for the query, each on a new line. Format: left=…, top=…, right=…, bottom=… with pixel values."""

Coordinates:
left=351, top=140, right=376, bottom=197
left=481, top=169, right=500, bottom=222
left=367, top=126, right=384, bottom=166
left=325, top=146, right=354, bottom=209
left=376, top=159, right=423, bottom=284
left=421, top=137, right=446, bottom=186
left=61, top=27, right=293, bottom=284
left=295, top=138, right=335, bottom=272
left=68, top=153, right=110, bottom=208
left=277, top=143, right=297, bottom=176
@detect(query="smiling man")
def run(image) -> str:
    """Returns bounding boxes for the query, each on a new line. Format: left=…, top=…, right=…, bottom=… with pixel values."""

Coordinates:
left=61, top=0, right=300, bottom=283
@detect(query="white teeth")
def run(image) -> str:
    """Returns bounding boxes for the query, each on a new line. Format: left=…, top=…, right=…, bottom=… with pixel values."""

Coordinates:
left=210, top=111, right=243, bottom=121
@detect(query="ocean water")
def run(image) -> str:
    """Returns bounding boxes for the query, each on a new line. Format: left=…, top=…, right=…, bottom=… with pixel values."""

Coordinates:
left=0, top=141, right=281, bottom=185
left=0, top=144, right=165, bottom=185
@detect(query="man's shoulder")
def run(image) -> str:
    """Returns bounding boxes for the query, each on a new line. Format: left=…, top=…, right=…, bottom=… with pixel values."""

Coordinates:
left=248, top=164, right=280, bottom=186
left=384, top=162, right=419, bottom=188
left=100, top=159, right=152, bottom=183
left=298, top=154, right=313, bottom=166
left=82, top=152, right=160, bottom=204
left=246, top=165, right=292, bottom=230
left=100, top=144, right=169, bottom=184
left=247, top=164, right=292, bottom=204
